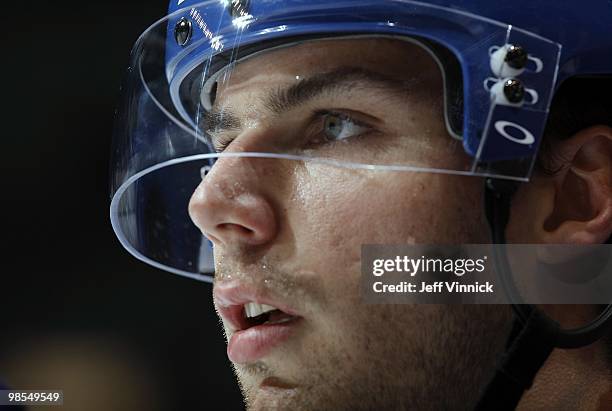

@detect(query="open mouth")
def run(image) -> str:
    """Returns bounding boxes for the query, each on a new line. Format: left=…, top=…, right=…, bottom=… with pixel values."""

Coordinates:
left=214, top=282, right=303, bottom=363
left=244, top=303, right=297, bottom=327
left=224, top=303, right=301, bottom=363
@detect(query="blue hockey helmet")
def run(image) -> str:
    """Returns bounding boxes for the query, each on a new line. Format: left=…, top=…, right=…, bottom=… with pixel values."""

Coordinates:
left=110, top=0, right=612, bottom=280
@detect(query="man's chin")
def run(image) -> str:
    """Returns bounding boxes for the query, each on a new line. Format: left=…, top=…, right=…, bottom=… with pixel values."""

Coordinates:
left=239, top=377, right=303, bottom=411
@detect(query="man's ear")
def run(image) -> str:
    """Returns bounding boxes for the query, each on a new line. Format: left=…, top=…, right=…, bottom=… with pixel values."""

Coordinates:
left=507, top=125, right=612, bottom=244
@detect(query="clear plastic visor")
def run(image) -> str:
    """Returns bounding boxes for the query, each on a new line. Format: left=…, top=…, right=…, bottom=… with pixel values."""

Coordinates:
left=110, top=1, right=561, bottom=281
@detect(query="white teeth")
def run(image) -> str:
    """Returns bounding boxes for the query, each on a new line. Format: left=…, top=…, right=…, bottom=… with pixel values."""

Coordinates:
left=244, top=302, right=277, bottom=318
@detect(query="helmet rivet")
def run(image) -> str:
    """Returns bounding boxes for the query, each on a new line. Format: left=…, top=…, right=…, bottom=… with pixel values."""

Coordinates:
left=174, top=17, right=192, bottom=47
left=505, top=44, right=528, bottom=69
left=503, top=78, right=525, bottom=103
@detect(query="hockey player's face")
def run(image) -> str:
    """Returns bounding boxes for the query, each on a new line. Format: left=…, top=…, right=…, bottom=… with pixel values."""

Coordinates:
left=188, top=38, right=512, bottom=410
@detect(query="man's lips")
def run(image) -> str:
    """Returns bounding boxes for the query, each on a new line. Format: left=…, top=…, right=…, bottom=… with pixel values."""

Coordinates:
left=214, top=281, right=302, bottom=330
left=227, top=318, right=300, bottom=363
left=214, top=281, right=302, bottom=364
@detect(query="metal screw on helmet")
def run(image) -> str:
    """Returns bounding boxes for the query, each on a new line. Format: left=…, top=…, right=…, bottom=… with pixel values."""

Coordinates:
left=505, top=44, right=528, bottom=69
left=503, top=78, right=525, bottom=103
left=174, top=17, right=192, bottom=47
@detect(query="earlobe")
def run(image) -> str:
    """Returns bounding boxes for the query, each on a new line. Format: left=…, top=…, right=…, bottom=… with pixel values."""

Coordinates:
left=509, top=125, right=612, bottom=244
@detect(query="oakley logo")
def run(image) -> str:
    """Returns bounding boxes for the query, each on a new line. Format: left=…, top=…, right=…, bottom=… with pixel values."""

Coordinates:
left=494, top=120, right=535, bottom=145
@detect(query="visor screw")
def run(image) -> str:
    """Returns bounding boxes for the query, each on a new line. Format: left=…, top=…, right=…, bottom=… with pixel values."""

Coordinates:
left=174, top=17, right=192, bottom=47
left=505, top=44, right=528, bottom=69
left=503, top=78, right=525, bottom=103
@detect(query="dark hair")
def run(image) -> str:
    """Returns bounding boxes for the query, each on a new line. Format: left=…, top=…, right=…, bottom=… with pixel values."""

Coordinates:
left=538, top=76, right=612, bottom=365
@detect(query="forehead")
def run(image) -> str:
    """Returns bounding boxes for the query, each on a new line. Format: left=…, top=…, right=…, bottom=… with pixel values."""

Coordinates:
left=215, top=37, right=442, bottom=98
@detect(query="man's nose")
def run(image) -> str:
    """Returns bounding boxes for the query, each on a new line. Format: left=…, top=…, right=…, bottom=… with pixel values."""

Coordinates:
left=188, top=158, right=278, bottom=248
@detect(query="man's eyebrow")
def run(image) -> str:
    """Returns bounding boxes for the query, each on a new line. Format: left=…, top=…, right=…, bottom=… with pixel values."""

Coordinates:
left=203, top=66, right=409, bottom=134
left=265, top=66, right=408, bottom=114
left=201, top=110, right=241, bottom=134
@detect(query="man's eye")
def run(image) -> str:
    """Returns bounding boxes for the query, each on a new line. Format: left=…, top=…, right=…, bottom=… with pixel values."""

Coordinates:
left=210, top=133, right=234, bottom=153
left=208, top=111, right=372, bottom=152
left=320, top=112, right=370, bottom=142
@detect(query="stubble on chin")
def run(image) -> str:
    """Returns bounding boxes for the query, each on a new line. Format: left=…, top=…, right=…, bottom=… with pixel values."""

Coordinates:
left=231, top=304, right=512, bottom=411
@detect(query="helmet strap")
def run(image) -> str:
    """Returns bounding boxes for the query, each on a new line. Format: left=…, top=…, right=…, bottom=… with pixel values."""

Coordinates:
left=476, top=179, right=560, bottom=410
left=474, top=307, right=558, bottom=410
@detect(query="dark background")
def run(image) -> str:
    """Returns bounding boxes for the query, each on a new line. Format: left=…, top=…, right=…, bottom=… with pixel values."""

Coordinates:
left=2, top=1, right=243, bottom=409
